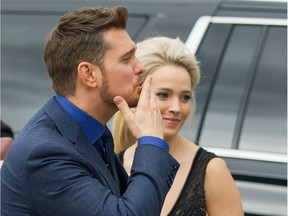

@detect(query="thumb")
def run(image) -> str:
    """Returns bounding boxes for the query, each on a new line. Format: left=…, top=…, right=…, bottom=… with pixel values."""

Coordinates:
left=114, top=96, right=141, bottom=138
left=114, top=96, right=133, bottom=120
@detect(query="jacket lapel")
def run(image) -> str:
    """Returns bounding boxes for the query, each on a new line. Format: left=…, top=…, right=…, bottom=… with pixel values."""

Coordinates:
left=44, top=97, right=121, bottom=196
left=74, top=135, right=121, bottom=196
left=105, top=140, right=120, bottom=188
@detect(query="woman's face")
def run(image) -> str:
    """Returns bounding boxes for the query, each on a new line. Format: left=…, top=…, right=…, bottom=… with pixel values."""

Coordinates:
left=151, top=64, right=192, bottom=140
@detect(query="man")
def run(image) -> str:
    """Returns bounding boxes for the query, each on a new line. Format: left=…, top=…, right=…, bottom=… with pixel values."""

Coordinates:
left=1, top=6, right=179, bottom=216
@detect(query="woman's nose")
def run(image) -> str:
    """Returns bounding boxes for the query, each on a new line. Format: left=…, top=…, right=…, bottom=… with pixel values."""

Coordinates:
left=168, top=99, right=181, bottom=113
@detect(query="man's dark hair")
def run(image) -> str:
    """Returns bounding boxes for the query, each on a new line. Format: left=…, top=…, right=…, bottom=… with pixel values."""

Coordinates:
left=44, top=6, right=128, bottom=96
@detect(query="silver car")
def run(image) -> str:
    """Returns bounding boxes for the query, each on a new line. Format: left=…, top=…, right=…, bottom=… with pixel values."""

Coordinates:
left=2, top=0, right=287, bottom=215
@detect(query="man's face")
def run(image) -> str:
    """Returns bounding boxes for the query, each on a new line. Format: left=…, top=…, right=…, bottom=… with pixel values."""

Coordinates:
left=100, top=28, right=144, bottom=108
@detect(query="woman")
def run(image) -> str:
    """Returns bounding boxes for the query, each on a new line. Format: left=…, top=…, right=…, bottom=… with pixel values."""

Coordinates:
left=113, top=36, right=244, bottom=216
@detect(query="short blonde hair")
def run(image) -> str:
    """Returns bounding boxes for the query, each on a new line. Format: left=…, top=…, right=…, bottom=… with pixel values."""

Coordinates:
left=137, top=36, right=200, bottom=89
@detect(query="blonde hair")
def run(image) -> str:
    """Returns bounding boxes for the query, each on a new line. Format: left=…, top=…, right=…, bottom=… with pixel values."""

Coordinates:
left=113, top=36, right=200, bottom=154
left=113, top=109, right=137, bottom=154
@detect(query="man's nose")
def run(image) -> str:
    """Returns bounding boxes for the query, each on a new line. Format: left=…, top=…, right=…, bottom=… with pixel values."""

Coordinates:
left=134, top=57, right=145, bottom=75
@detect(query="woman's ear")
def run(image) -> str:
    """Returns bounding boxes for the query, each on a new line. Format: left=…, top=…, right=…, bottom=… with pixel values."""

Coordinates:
left=77, top=62, right=100, bottom=87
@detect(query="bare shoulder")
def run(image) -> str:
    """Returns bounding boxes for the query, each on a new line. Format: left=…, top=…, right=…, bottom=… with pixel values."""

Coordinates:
left=205, top=157, right=236, bottom=196
left=205, top=156, right=244, bottom=215
left=206, top=157, right=229, bottom=175
left=205, top=156, right=237, bottom=187
left=122, top=143, right=137, bottom=175
left=124, top=143, right=137, bottom=159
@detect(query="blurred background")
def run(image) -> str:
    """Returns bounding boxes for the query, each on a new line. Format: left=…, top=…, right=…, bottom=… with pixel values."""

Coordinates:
left=1, top=0, right=287, bottom=215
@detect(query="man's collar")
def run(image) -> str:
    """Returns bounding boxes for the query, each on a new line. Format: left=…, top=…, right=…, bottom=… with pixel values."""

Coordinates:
left=55, top=95, right=105, bottom=144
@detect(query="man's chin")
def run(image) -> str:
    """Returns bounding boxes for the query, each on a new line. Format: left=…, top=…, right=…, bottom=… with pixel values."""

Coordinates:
left=126, top=96, right=140, bottom=108
left=127, top=100, right=138, bottom=108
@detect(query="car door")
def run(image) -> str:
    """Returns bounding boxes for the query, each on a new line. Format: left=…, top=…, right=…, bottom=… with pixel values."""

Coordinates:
left=184, top=15, right=287, bottom=216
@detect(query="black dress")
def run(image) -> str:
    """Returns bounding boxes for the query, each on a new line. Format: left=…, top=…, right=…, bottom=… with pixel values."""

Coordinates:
left=168, top=148, right=216, bottom=216
left=118, top=147, right=217, bottom=216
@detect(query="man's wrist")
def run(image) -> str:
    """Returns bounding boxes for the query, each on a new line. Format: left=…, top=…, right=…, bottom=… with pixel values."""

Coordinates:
left=138, top=136, right=169, bottom=151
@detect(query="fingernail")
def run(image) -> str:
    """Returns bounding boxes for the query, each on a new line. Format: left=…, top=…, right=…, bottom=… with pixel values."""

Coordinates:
left=114, top=97, right=122, bottom=105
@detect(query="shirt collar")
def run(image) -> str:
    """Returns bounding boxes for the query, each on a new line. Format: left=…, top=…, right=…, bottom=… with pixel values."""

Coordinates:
left=55, top=95, right=105, bottom=144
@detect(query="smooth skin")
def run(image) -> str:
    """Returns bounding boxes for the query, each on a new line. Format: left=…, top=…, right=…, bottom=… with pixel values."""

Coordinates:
left=122, top=64, right=244, bottom=216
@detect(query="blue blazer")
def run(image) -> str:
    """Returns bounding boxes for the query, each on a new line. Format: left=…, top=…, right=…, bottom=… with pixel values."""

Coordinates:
left=1, top=97, right=179, bottom=216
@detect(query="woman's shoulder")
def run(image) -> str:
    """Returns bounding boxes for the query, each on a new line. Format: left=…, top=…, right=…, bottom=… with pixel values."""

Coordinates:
left=203, top=150, right=244, bottom=215
left=124, top=143, right=137, bottom=158
left=205, top=154, right=227, bottom=173
left=204, top=152, right=232, bottom=185
left=120, top=143, right=137, bottom=175
left=192, top=146, right=227, bottom=173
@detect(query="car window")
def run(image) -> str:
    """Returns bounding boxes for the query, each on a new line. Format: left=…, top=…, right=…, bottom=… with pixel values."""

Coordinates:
left=181, top=23, right=232, bottom=142
left=239, top=26, right=287, bottom=153
left=190, top=19, right=287, bottom=154
left=199, top=24, right=264, bottom=148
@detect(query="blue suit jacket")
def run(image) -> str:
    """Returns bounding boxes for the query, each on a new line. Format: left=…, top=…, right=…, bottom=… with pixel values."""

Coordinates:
left=1, top=97, right=179, bottom=216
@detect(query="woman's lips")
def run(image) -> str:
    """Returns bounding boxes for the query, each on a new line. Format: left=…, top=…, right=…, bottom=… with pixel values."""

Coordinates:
left=163, top=117, right=180, bottom=125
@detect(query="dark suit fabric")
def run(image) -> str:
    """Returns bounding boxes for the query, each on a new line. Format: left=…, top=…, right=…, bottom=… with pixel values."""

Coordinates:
left=1, top=97, right=179, bottom=216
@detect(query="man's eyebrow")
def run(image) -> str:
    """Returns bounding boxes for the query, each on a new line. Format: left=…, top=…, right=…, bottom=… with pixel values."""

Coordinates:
left=120, top=46, right=136, bottom=59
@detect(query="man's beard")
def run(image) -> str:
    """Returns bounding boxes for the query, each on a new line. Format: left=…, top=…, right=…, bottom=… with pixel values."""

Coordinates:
left=100, top=70, right=140, bottom=108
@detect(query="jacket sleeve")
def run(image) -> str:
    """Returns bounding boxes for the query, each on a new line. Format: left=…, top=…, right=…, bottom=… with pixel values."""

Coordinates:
left=26, top=142, right=179, bottom=216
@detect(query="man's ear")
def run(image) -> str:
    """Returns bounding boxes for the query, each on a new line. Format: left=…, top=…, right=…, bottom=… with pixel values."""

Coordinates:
left=77, top=62, right=100, bottom=87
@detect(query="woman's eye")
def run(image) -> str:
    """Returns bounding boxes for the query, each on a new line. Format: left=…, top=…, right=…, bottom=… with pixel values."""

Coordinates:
left=156, top=92, right=169, bottom=99
left=181, top=95, right=191, bottom=102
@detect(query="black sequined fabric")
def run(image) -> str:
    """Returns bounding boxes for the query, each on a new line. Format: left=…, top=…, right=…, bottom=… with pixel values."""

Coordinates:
left=118, top=147, right=216, bottom=216
left=168, top=148, right=216, bottom=216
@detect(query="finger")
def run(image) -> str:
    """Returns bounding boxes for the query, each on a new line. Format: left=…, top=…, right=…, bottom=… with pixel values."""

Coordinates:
left=150, top=77, right=157, bottom=108
left=137, top=75, right=152, bottom=107
left=114, top=96, right=139, bottom=138
left=114, top=96, right=134, bottom=123
left=150, top=89, right=157, bottom=108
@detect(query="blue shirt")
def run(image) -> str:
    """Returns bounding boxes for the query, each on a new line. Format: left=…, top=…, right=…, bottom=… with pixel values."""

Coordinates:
left=55, top=95, right=169, bottom=151
left=55, top=95, right=104, bottom=144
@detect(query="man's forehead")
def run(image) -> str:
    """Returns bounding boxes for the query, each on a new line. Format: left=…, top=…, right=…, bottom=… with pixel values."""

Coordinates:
left=104, top=28, right=133, bottom=44
left=104, top=29, right=136, bottom=54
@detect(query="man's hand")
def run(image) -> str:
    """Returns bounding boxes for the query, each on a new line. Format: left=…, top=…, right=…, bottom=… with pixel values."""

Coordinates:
left=113, top=75, right=163, bottom=139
